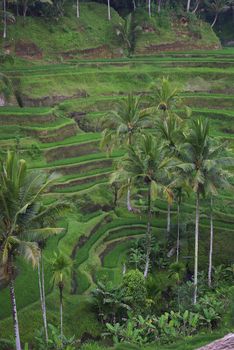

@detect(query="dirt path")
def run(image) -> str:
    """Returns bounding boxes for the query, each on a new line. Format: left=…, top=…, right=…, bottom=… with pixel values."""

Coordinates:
left=196, top=334, right=234, bottom=350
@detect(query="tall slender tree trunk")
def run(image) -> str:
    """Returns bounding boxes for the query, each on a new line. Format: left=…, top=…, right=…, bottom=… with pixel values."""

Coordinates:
left=132, top=0, right=136, bottom=11
left=193, top=192, right=200, bottom=304
left=59, top=282, right=63, bottom=338
left=76, top=0, right=80, bottom=18
left=211, top=13, right=218, bottom=27
left=192, top=0, right=200, bottom=13
left=148, top=0, right=151, bottom=17
left=3, top=0, right=7, bottom=39
left=144, top=185, right=151, bottom=278
left=23, top=5, right=28, bottom=25
left=127, top=178, right=132, bottom=211
left=9, top=273, right=21, bottom=350
left=208, top=197, right=214, bottom=287
left=187, top=0, right=191, bottom=12
left=158, top=0, right=162, bottom=13
left=127, top=133, right=133, bottom=211
left=16, top=0, right=19, bottom=17
left=107, top=0, right=111, bottom=21
left=167, top=203, right=171, bottom=241
left=38, top=255, right=48, bottom=343
left=176, top=202, right=180, bottom=262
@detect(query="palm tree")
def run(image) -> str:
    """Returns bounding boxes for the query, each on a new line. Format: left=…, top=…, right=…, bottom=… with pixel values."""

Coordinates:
left=175, top=117, right=226, bottom=304
left=207, top=0, right=231, bottom=27
left=113, top=134, right=172, bottom=277
left=51, top=252, right=72, bottom=338
left=201, top=142, right=233, bottom=287
left=0, top=151, right=59, bottom=350
left=101, top=94, right=151, bottom=211
left=155, top=114, right=185, bottom=241
left=148, top=0, right=151, bottom=17
left=115, top=13, right=142, bottom=57
left=187, top=0, right=192, bottom=11
left=107, top=0, right=111, bottom=20
left=34, top=202, right=69, bottom=342
left=158, top=0, right=162, bottom=12
left=1, top=6, right=15, bottom=39
left=149, top=77, right=183, bottom=118
left=173, top=186, right=189, bottom=262
left=76, top=0, right=80, bottom=18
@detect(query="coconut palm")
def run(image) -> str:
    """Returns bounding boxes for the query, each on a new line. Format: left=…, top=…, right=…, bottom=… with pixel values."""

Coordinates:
left=149, top=77, right=183, bottom=119
left=115, top=13, right=142, bottom=57
left=173, top=185, right=189, bottom=262
left=35, top=202, right=69, bottom=343
left=155, top=114, right=185, bottom=241
left=0, top=53, right=23, bottom=106
left=206, top=0, right=231, bottom=27
left=112, top=134, right=173, bottom=277
left=201, top=142, right=233, bottom=287
left=76, top=0, right=80, bottom=18
left=148, top=0, right=152, bottom=16
left=0, top=151, right=61, bottom=350
left=51, top=252, right=72, bottom=337
left=187, top=0, right=192, bottom=11
left=107, top=0, right=111, bottom=20
left=101, top=93, right=151, bottom=211
left=1, top=7, right=15, bottom=39
left=174, top=117, right=232, bottom=303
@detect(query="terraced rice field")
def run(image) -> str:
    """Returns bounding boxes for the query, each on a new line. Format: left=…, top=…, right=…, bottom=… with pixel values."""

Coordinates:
left=0, top=49, right=234, bottom=341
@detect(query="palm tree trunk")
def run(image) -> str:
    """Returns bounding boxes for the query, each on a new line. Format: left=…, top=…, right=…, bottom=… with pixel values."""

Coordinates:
left=148, top=0, right=151, bottom=17
left=23, top=5, right=28, bottom=25
left=167, top=203, right=171, bottom=241
left=3, top=0, right=7, bottom=39
left=16, top=0, right=19, bottom=16
left=144, top=185, right=151, bottom=278
left=192, top=0, right=200, bottom=13
left=9, top=275, right=21, bottom=350
left=59, top=282, right=63, bottom=338
left=41, top=256, right=48, bottom=342
left=76, top=0, right=80, bottom=18
left=193, top=192, right=200, bottom=304
left=211, top=13, right=218, bottom=27
left=208, top=197, right=214, bottom=287
left=176, top=202, right=180, bottom=262
left=127, top=178, right=132, bottom=211
left=107, top=0, right=111, bottom=21
left=187, top=0, right=191, bottom=12
left=158, top=0, right=162, bottom=13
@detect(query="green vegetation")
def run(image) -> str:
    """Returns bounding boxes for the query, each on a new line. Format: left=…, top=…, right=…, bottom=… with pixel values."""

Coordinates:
left=0, top=2, right=234, bottom=350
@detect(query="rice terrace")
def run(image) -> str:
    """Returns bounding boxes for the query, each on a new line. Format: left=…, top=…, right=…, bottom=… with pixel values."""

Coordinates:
left=0, top=1, right=233, bottom=350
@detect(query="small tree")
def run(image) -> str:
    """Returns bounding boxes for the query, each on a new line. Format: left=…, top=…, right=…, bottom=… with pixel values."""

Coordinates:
left=51, top=252, right=72, bottom=337
left=115, top=14, right=142, bottom=57
left=122, top=270, right=147, bottom=314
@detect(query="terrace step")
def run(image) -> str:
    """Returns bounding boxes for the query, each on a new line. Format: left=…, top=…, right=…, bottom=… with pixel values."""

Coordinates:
left=50, top=171, right=111, bottom=191
left=0, top=109, right=55, bottom=124
left=24, top=123, right=78, bottom=143
left=45, top=140, right=100, bottom=162
left=47, top=158, right=113, bottom=175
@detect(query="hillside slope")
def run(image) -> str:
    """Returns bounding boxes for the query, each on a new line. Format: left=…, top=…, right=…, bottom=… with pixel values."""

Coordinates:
left=2, top=2, right=220, bottom=61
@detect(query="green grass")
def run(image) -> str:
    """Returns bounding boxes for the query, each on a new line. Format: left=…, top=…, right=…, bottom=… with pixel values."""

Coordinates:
left=5, top=3, right=123, bottom=59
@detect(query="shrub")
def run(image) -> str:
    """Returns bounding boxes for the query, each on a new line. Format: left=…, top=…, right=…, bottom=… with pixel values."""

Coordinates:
left=122, top=270, right=147, bottom=314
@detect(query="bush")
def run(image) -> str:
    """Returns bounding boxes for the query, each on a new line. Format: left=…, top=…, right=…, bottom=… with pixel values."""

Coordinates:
left=122, top=270, right=147, bottom=314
